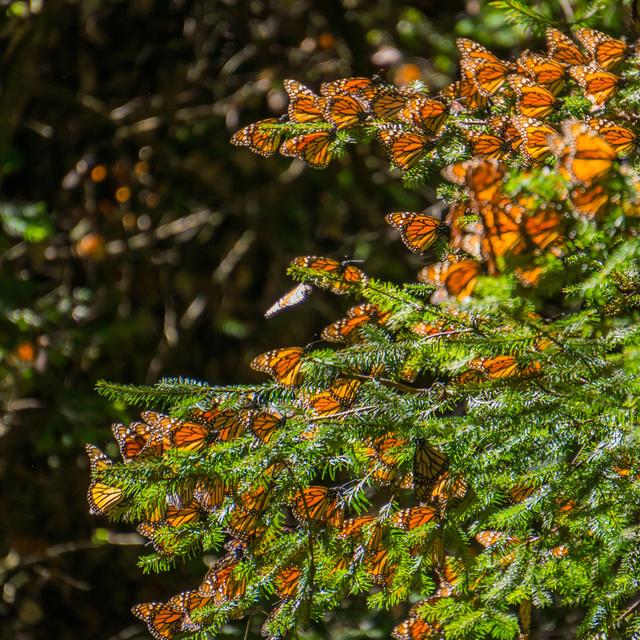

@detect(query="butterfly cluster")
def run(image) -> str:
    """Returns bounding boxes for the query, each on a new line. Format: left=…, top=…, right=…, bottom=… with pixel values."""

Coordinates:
left=232, top=28, right=634, bottom=176
left=89, top=26, right=640, bottom=640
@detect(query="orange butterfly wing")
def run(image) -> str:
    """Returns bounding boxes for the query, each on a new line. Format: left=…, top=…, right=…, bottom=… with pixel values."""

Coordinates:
left=546, top=28, right=588, bottom=65
left=284, top=79, right=327, bottom=123
left=324, top=93, right=371, bottom=128
left=280, top=130, right=337, bottom=169
left=569, top=64, right=618, bottom=106
left=378, top=127, right=431, bottom=170
left=575, top=27, right=627, bottom=70
left=414, top=441, right=449, bottom=502
left=385, top=211, right=445, bottom=253
left=250, top=347, right=304, bottom=386
left=231, top=118, right=283, bottom=157
left=515, top=51, right=565, bottom=95
left=508, top=75, right=556, bottom=119
left=398, top=97, right=448, bottom=135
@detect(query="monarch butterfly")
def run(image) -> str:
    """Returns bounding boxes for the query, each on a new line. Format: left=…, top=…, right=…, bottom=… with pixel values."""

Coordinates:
left=398, top=97, right=448, bottom=135
left=488, top=115, right=524, bottom=152
left=554, top=121, right=616, bottom=184
left=478, top=199, right=563, bottom=266
left=370, top=87, right=411, bottom=120
left=85, top=444, right=124, bottom=516
left=320, top=304, right=377, bottom=343
left=385, top=211, right=447, bottom=253
left=443, top=157, right=505, bottom=204
left=137, top=525, right=182, bottom=556
left=371, top=466, right=413, bottom=489
left=264, top=282, right=313, bottom=319
left=475, top=530, right=515, bottom=548
left=324, top=93, right=371, bottom=128
left=515, top=50, right=565, bottom=95
left=320, top=76, right=376, bottom=97
left=138, top=411, right=177, bottom=457
left=464, top=130, right=510, bottom=159
left=224, top=506, right=264, bottom=541
left=338, top=515, right=377, bottom=539
left=457, top=37, right=505, bottom=64
left=84, top=444, right=113, bottom=477
left=364, top=547, right=395, bottom=586
left=392, top=617, right=440, bottom=640
left=112, top=421, right=151, bottom=461
left=588, top=118, right=636, bottom=155
left=512, top=116, right=557, bottom=162
left=414, top=441, right=449, bottom=502
left=231, top=118, right=284, bottom=157
left=284, top=79, right=327, bottom=123
left=190, top=404, right=221, bottom=426
left=131, top=600, right=184, bottom=640
left=207, top=408, right=245, bottom=442
left=367, top=433, right=408, bottom=467
left=441, top=68, right=489, bottom=110
left=280, top=129, right=337, bottom=169
left=291, top=255, right=368, bottom=293
left=243, top=409, right=285, bottom=444
left=568, top=64, right=618, bottom=107
left=575, top=27, right=628, bottom=70
left=250, top=346, right=304, bottom=386
left=198, top=548, right=245, bottom=596
left=235, top=484, right=271, bottom=514
left=377, top=125, right=432, bottom=170
left=170, top=419, right=211, bottom=451
left=508, top=75, right=556, bottom=119
left=546, top=28, right=588, bottom=65
left=570, top=183, right=609, bottom=218
left=274, top=565, right=302, bottom=599
left=430, top=471, right=468, bottom=509
left=200, top=557, right=248, bottom=605
left=457, top=38, right=512, bottom=96
left=163, top=500, right=201, bottom=527
left=483, top=354, right=541, bottom=379
left=167, top=590, right=213, bottom=633
left=290, top=486, right=343, bottom=526
left=509, top=483, right=535, bottom=503
left=392, top=506, right=437, bottom=531
left=193, top=477, right=226, bottom=512
left=306, top=378, right=361, bottom=416
left=418, top=258, right=481, bottom=299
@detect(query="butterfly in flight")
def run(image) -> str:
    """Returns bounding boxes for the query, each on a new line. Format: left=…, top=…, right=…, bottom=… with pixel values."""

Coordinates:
left=264, top=282, right=313, bottom=318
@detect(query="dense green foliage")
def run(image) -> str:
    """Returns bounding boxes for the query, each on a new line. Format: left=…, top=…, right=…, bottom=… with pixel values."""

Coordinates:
left=86, top=3, right=640, bottom=640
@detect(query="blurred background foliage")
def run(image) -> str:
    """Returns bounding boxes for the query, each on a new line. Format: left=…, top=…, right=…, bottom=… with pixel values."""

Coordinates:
left=0, top=0, right=632, bottom=638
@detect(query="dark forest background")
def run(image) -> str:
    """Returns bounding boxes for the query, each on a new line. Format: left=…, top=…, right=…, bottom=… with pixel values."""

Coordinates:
left=0, top=1, right=630, bottom=638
